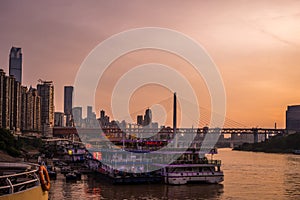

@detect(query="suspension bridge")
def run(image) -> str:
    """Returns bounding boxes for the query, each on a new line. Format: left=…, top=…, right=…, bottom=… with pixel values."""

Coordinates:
left=53, top=93, right=285, bottom=147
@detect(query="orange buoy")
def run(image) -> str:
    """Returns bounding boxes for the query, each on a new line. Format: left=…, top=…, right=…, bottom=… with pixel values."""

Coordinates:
left=39, top=165, right=51, bottom=191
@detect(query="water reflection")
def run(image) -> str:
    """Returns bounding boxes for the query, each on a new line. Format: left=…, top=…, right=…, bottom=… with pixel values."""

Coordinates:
left=85, top=175, right=224, bottom=200
left=284, top=155, right=300, bottom=198
left=49, top=149, right=300, bottom=200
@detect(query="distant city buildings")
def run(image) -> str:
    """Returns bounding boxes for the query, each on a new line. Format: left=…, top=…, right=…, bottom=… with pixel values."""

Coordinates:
left=144, top=108, right=152, bottom=126
left=1, top=46, right=165, bottom=135
left=9, top=47, right=22, bottom=83
left=72, top=107, right=82, bottom=127
left=286, top=105, right=300, bottom=131
left=136, top=108, right=158, bottom=128
left=37, top=80, right=54, bottom=127
left=85, top=106, right=97, bottom=128
left=3, top=46, right=298, bottom=136
left=99, top=110, right=110, bottom=127
left=0, top=68, right=41, bottom=132
left=0, top=69, right=21, bottom=130
left=21, top=86, right=41, bottom=132
left=64, top=86, right=73, bottom=127
left=54, top=112, right=64, bottom=127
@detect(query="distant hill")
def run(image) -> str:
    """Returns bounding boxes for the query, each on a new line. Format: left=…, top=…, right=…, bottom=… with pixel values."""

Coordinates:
left=234, top=132, right=300, bottom=153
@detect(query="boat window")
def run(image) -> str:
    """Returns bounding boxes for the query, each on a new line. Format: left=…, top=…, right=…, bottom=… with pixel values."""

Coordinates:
left=193, top=167, right=200, bottom=172
left=203, top=167, right=209, bottom=172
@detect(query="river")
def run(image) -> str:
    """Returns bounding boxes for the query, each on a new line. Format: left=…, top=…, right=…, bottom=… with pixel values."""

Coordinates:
left=49, top=148, right=300, bottom=199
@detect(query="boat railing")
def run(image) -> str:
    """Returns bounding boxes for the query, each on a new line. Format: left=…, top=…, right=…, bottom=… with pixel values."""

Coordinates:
left=207, top=160, right=221, bottom=165
left=165, top=159, right=222, bottom=165
left=0, top=164, right=40, bottom=195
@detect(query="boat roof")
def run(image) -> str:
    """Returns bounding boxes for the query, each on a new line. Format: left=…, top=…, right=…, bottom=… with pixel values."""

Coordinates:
left=154, top=163, right=217, bottom=168
left=0, top=162, right=31, bottom=169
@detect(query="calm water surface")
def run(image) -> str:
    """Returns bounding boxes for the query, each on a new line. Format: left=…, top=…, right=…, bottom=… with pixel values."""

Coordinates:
left=49, top=149, right=300, bottom=200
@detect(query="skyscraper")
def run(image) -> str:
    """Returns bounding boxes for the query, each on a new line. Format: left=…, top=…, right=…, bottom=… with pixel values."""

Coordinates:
left=72, top=107, right=82, bottom=127
left=64, top=86, right=73, bottom=126
left=0, top=69, right=21, bottom=131
left=54, top=112, right=64, bottom=127
left=286, top=105, right=300, bottom=131
left=137, top=115, right=143, bottom=126
left=144, top=108, right=152, bottom=126
left=20, top=86, right=41, bottom=132
left=0, top=69, right=5, bottom=128
left=9, top=47, right=22, bottom=83
left=37, top=80, right=54, bottom=127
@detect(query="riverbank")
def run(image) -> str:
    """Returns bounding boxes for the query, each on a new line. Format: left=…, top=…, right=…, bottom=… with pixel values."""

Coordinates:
left=233, top=132, right=300, bottom=154
left=0, top=128, right=42, bottom=162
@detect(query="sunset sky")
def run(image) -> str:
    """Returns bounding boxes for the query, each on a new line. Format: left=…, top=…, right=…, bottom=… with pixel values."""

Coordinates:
left=0, top=0, right=300, bottom=128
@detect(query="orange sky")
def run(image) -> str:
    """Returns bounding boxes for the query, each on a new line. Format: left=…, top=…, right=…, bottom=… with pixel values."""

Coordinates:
left=0, top=0, right=300, bottom=128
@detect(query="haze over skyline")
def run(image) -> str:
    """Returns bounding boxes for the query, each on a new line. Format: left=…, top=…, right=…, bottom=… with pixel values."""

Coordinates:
left=1, top=0, right=300, bottom=128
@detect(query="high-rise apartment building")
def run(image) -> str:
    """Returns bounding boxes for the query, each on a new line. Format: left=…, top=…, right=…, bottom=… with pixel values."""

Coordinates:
left=64, top=86, right=73, bottom=126
left=37, top=80, right=54, bottom=127
left=0, top=48, right=42, bottom=133
left=54, top=112, right=64, bottom=127
left=20, top=87, right=41, bottom=132
left=12, top=80, right=21, bottom=131
left=9, top=47, right=22, bottom=83
left=72, top=107, right=82, bottom=127
left=0, top=69, right=5, bottom=128
left=0, top=69, right=21, bottom=131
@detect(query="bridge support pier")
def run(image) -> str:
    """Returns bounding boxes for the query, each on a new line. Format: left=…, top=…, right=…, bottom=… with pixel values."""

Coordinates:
left=253, top=128, right=258, bottom=143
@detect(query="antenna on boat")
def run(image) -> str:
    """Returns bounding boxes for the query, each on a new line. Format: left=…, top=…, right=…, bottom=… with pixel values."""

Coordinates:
left=173, top=92, right=177, bottom=147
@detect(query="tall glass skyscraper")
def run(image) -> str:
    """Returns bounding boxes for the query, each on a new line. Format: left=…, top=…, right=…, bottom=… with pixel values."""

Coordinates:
left=64, top=86, right=73, bottom=126
left=9, top=47, right=22, bottom=83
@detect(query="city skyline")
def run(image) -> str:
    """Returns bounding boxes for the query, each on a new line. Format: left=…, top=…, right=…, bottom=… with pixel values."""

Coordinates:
left=1, top=1, right=300, bottom=128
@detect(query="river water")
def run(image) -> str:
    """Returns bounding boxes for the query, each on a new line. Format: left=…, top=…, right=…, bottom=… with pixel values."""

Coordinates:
left=49, top=148, right=300, bottom=200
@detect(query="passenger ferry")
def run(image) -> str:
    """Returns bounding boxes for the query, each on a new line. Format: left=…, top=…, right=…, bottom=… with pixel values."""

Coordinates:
left=88, top=146, right=162, bottom=184
left=85, top=93, right=224, bottom=185
left=88, top=140, right=223, bottom=185
left=156, top=149, right=224, bottom=185
left=0, top=162, right=50, bottom=200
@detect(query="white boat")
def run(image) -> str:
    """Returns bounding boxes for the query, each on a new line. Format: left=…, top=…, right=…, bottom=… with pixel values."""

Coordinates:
left=294, top=150, right=300, bottom=154
left=156, top=149, right=224, bottom=185
left=0, top=162, right=49, bottom=200
left=161, top=162, right=224, bottom=185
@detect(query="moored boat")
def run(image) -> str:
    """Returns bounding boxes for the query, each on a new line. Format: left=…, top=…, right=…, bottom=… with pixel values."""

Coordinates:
left=0, top=162, right=49, bottom=200
left=88, top=148, right=162, bottom=184
left=65, top=172, right=77, bottom=181
left=46, top=165, right=57, bottom=180
left=293, top=150, right=300, bottom=154
left=155, top=149, right=224, bottom=185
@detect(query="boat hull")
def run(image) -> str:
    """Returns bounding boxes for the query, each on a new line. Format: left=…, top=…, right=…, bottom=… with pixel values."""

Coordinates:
left=164, top=173, right=224, bottom=185
left=93, top=171, right=162, bottom=184
left=0, top=186, right=48, bottom=200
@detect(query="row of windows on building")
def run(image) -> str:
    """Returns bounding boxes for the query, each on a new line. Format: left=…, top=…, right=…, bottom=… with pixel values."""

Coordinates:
left=0, top=69, right=54, bottom=132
